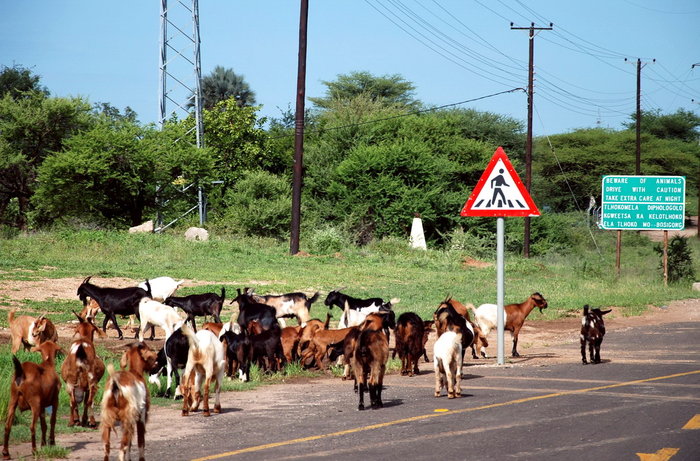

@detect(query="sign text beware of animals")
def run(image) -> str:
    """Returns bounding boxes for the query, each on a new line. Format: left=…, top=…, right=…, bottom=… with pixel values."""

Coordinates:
left=461, top=147, right=540, bottom=217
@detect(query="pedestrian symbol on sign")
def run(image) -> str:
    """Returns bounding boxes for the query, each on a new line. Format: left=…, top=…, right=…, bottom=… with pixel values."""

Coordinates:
left=461, top=147, right=539, bottom=217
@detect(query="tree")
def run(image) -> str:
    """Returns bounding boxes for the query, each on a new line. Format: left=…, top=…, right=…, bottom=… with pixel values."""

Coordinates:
left=309, top=71, right=420, bottom=110
left=0, top=64, right=48, bottom=100
left=193, top=66, right=256, bottom=110
left=0, top=93, right=92, bottom=229
left=34, top=119, right=214, bottom=228
left=624, top=109, right=700, bottom=143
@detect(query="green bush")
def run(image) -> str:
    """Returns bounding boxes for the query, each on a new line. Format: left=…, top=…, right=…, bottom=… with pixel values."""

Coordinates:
left=305, top=226, right=348, bottom=254
left=210, top=170, right=291, bottom=239
left=655, top=236, right=695, bottom=283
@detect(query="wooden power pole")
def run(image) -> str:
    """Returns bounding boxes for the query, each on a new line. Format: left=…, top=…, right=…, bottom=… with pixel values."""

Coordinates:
left=511, top=22, right=552, bottom=258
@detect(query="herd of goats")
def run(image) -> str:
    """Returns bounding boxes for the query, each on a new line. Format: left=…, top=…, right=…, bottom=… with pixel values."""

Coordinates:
left=2, top=276, right=612, bottom=461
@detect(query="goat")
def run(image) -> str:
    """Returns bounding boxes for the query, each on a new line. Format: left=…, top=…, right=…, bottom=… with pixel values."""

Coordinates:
left=249, top=323, right=285, bottom=372
left=230, top=288, right=277, bottom=332
left=439, top=297, right=489, bottom=359
left=61, top=312, right=106, bottom=427
left=76, top=276, right=152, bottom=340
left=201, top=322, right=223, bottom=337
left=281, top=326, right=302, bottom=363
left=301, top=326, right=356, bottom=370
left=179, top=325, right=226, bottom=417
left=2, top=341, right=63, bottom=460
left=164, top=287, right=226, bottom=332
left=421, top=320, right=435, bottom=362
left=296, top=313, right=332, bottom=359
left=138, top=276, right=184, bottom=301
left=473, top=292, right=548, bottom=357
left=79, top=297, right=101, bottom=324
left=100, top=342, right=158, bottom=461
left=8, top=310, right=59, bottom=354
left=433, top=302, right=475, bottom=367
left=324, top=289, right=384, bottom=312
left=433, top=330, right=462, bottom=398
left=251, top=290, right=319, bottom=327
left=394, top=312, right=425, bottom=377
left=336, top=311, right=396, bottom=385
left=148, top=324, right=189, bottom=398
left=138, top=298, right=183, bottom=341
left=351, top=326, right=389, bottom=411
left=219, top=329, right=251, bottom=382
left=580, top=305, right=611, bottom=365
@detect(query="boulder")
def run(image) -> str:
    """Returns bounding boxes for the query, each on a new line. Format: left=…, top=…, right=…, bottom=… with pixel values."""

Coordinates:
left=185, top=227, right=209, bottom=241
left=129, top=220, right=154, bottom=233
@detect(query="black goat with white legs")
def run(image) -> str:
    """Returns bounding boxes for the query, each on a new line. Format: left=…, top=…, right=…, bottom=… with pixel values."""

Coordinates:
left=76, top=276, right=152, bottom=340
left=148, top=325, right=190, bottom=398
left=164, top=287, right=225, bottom=332
left=219, top=329, right=251, bottom=382
left=580, top=305, right=611, bottom=364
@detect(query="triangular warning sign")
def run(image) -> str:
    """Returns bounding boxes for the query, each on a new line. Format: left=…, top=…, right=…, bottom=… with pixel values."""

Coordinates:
left=461, top=147, right=540, bottom=217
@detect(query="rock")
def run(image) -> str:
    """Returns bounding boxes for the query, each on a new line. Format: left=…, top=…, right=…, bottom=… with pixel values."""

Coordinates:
left=185, top=227, right=209, bottom=241
left=129, top=220, right=154, bottom=233
left=692, top=282, right=700, bottom=292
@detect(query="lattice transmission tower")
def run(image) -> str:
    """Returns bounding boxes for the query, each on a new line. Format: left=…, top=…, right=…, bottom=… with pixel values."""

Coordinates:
left=157, top=0, right=205, bottom=230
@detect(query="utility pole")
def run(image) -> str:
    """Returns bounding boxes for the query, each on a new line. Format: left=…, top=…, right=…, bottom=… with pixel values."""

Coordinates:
left=290, top=0, right=309, bottom=255
left=692, top=63, right=699, bottom=239
left=625, top=57, right=655, bottom=175
left=511, top=22, right=552, bottom=258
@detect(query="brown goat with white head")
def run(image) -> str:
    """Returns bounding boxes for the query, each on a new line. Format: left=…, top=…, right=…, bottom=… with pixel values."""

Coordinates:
left=3, top=341, right=63, bottom=460
left=100, top=342, right=158, bottom=461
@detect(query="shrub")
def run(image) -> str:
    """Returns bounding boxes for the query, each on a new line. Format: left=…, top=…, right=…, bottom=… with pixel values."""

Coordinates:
left=306, top=226, right=347, bottom=254
left=655, top=236, right=695, bottom=283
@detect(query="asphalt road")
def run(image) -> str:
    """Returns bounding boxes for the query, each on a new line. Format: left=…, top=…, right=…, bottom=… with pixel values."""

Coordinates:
left=132, top=320, right=700, bottom=461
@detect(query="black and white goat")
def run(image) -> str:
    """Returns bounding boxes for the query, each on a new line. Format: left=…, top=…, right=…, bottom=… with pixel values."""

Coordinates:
left=230, top=288, right=278, bottom=332
left=580, top=305, right=611, bottom=365
left=148, top=323, right=189, bottom=398
left=76, top=276, right=152, bottom=340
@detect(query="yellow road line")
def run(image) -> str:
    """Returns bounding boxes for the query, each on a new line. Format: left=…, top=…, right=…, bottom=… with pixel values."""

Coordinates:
left=682, top=414, right=700, bottom=429
left=192, top=369, right=700, bottom=461
left=636, top=447, right=680, bottom=460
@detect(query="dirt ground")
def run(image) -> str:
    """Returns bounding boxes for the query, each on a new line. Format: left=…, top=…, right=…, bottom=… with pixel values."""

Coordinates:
left=0, top=276, right=699, bottom=459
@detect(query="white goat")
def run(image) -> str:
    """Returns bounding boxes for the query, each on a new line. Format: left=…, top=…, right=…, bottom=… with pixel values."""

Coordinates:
left=138, top=276, right=184, bottom=302
left=338, top=297, right=400, bottom=329
left=179, top=325, right=226, bottom=416
left=138, top=298, right=183, bottom=342
left=433, top=330, right=462, bottom=398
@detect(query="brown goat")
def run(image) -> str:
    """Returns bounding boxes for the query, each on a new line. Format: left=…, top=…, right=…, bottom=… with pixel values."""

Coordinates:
left=351, top=327, right=389, bottom=410
left=100, top=342, right=158, bottom=461
left=473, top=292, right=548, bottom=357
left=421, top=320, right=435, bottom=362
left=394, top=312, right=425, bottom=377
left=8, top=310, right=59, bottom=354
left=301, top=327, right=356, bottom=370
left=281, top=326, right=302, bottom=363
left=201, top=322, right=223, bottom=337
left=3, top=341, right=63, bottom=459
left=78, top=297, right=101, bottom=324
left=61, top=312, right=106, bottom=427
left=296, top=313, right=331, bottom=359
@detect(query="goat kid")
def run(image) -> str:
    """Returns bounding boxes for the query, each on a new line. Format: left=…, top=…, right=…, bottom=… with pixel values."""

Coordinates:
left=100, top=342, right=158, bottom=461
left=138, top=298, right=183, bottom=341
left=580, top=305, right=611, bottom=365
left=3, top=341, right=63, bottom=460
left=251, top=290, right=319, bottom=327
left=394, top=312, right=425, bottom=377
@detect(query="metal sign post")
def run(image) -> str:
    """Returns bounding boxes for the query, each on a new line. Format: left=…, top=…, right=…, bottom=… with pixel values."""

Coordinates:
left=496, top=217, right=505, bottom=364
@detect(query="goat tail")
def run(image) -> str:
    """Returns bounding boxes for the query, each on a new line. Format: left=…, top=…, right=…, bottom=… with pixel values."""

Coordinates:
left=8, top=309, right=16, bottom=324
left=145, top=279, right=153, bottom=299
left=306, top=292, right=320, bottom=311
left=12, top=356, right=24, bottom=387
left=180, top=323, right=198, bottom=349
left=220, top=287, right=226, bottom=304
left=389, top=298, right=401, bottom=305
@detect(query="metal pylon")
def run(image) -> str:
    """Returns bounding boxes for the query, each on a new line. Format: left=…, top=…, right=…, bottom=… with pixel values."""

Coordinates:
left=158, top=0, right=205, bottom=228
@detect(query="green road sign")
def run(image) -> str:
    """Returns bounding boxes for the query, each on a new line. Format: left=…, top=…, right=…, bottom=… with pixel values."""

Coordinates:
left=600, top=175, right=685, bottom=230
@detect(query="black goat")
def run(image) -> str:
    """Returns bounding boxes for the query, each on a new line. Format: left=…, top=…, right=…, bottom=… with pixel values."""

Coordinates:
left=148, top=325, right=189, bottom=398
left=249, top=323, right=285, bottom=373
left=231, top=288, right=278, bottom=332
left=76, top=276, right=152, bottom=340
left=580, top=305, right=611, bottom=365
left=324, top=289, right=386, bottom=311
left=164, top=287, right=225, bottom=332
left=220, top=329, right=251, bottom=382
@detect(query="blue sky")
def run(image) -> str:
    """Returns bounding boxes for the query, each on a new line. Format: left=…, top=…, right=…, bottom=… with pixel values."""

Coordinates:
left=2, top=1, right=699, bottom=136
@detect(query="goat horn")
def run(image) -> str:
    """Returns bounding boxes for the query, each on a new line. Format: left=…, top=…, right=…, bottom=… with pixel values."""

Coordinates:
left=72, top=311, right=85, bottom=322
left=82, top=276, right=92, bottom=284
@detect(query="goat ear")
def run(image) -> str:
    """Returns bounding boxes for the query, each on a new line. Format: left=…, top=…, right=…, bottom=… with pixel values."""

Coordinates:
left=73, top=311, right=86, bottom=323
left=582, top=305, right=590, bottom=315
left=600, top=309, right=612, bottom=315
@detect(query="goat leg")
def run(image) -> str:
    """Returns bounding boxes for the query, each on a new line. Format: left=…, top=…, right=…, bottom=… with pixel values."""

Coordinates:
left=137, top=420, right=146, bottom=461
left=101, top=424, right=111, bottom=461
left=2, top=392, right=19, bottom=460
left=202, top=377, right=211, bottom=417
left=357, top=382, right=366, bottom=411
left=49, top=397, right=58, bottom=445
left=40, top=411, right=47, bottom=446
left=581, top=339, right=588, bottom=364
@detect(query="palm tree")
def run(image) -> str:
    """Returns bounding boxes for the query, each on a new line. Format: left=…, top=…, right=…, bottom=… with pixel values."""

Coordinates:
left=191, top=66, right=256, bottom=110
